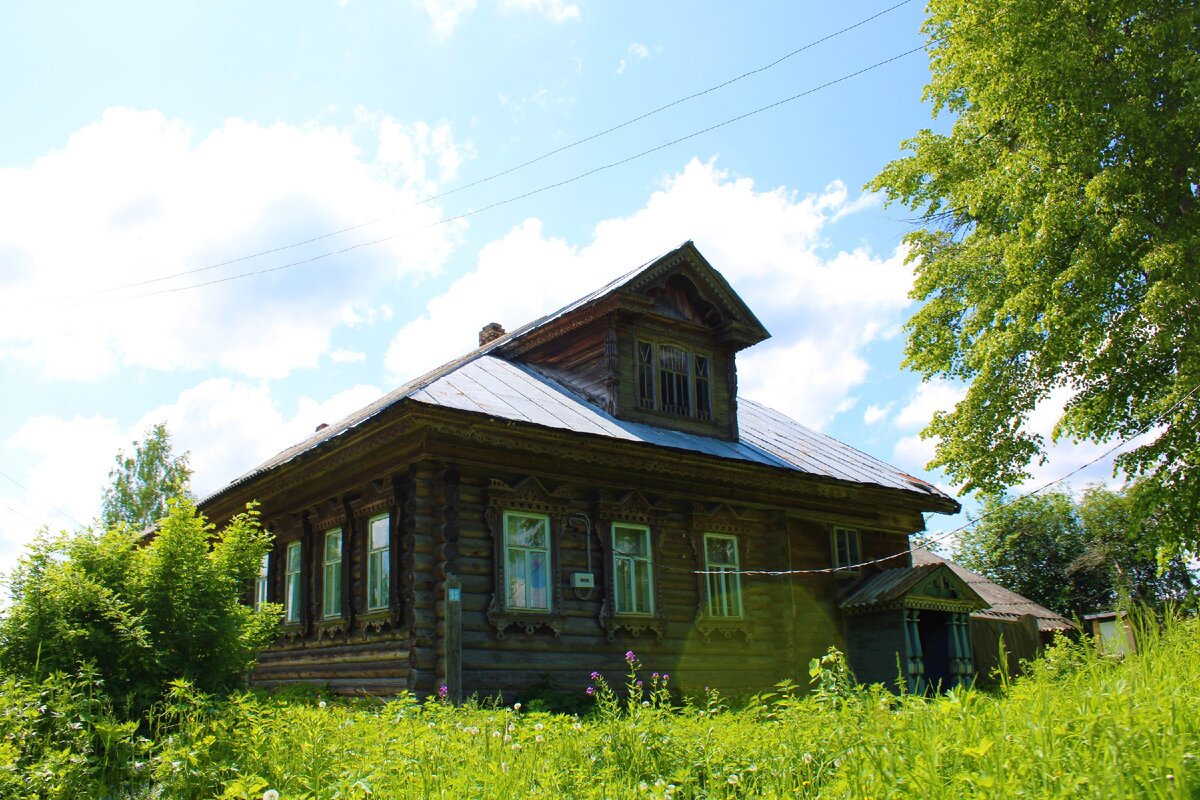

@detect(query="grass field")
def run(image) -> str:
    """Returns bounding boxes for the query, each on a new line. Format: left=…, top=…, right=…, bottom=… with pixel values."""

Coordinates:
left=3, top=615, right=1198, bottom=799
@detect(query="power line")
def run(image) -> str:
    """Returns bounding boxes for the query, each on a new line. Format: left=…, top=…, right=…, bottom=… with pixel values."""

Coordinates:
left=74, top=42, right=930, bottom=305
left=0, top=469, right=87, bottom=528
left=53, top=0, right=917, bottom=303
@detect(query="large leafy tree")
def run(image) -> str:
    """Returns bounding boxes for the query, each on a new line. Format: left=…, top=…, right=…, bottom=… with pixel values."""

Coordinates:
left=871, top=1, right=1200, bottom=550
left=101, top=422, right=193, bottom=531
left=957, top=483, right=1197, bottom=617
left=0, top=501, right=279, bottom=715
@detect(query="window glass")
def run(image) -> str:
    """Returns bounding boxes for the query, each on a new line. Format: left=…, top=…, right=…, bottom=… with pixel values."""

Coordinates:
left=694, top=354, right=712, bottom=421
left=367, top=514, right=390, bottom=611
left=613, top=524, right=653, bottom=615
left=704, top=533, right=742, bottom=618
left=658, top=345, right=691, bottom=416
left=284, top=541, right=302, bottom=623
left=637, top=341, right=655, bottom=409
left=505, top=512, right=550, bottom=610
left=254, top=553, right=269, bottom=611
left=833, top=527, right=861, bottom=571
left=323, top=528, right=342, bottom=619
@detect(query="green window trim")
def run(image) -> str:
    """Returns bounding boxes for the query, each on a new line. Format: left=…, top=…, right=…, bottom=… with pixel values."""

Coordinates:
left=703, top=532, right=742, bottom=618
left=323, top=528, right=343, bottom=619
left=612, top=523, right=653, bottom=615
left=284, top=540, right=302, bottom=624
left=503, top=511, right=551, bottom=612
left=366, top=513, right=390, bottom=611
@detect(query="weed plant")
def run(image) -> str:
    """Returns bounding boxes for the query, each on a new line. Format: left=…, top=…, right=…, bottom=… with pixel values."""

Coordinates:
left=2, top=615, right=1198, bottom=798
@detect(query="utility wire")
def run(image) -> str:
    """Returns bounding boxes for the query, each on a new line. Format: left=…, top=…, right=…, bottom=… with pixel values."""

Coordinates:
left=74, top=43, right=930, bottom=305
left=0, top=469, right=87, bottom=528
left=53, top=0, right=917, bottom=303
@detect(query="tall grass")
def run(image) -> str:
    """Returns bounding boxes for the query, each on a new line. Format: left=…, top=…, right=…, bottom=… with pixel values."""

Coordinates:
left=3, top=615, right=1198, bottom=798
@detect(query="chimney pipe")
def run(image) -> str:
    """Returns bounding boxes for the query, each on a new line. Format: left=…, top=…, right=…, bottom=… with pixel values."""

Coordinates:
left=479, top=322, right=506, bottom=346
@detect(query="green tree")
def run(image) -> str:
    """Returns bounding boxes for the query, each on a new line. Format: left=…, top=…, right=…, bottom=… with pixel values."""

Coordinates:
left=0, top=501, right=279, bottom=715
left=101, top=422, right=193, bottom=531
left=956, top=484, right=1196, bottom=617
left=870, top=1, right=1200, bottom=551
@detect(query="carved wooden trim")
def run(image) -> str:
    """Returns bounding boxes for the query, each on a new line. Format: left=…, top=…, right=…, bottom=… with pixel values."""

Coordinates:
left=689, top=503, right=755, bottom=643
left=348, top=478, right=401, bottom=634
left=484, top=476, right=570, bottom=639
left=596, top=490, right=670, bottom=642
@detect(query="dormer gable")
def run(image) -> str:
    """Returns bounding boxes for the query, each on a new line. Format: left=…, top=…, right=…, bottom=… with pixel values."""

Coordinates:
left=495, top=242, right=769, bottom=441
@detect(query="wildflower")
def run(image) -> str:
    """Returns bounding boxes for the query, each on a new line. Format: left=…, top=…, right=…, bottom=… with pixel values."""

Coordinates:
left=591, top=671, right=601, bottom=680
left=512, top=742, right=522, bottom=750
left=513, top=702, right=522, bottom=711
left=535, top=734, right=544, bottom=742
left=652, top=672, right=659, bottom=679
left=641, top=700, right=650, bottom=708
left=437, top=685, right=449, bottom=700
left=534, top=722, right=544, bottom=730
left=625, top=650, right=637, bottom=663
left=586, top=686, right=596, bottom=696
left=263, top=791, right=280, bottom=800
left=727, top=774, right=741, bottom=785
left=802, top=752, right=814, bottom=765
left=318, top=700, right=327, bottom=708
left=636, top=680, right=644, bottom=688
left=662, top=674, right=669, bottom=681
left=572, top=722, right=582, bottom=731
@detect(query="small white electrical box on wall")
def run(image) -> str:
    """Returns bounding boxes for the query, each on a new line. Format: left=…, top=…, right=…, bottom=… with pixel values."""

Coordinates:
left=571, top=572, right=595, bottom=589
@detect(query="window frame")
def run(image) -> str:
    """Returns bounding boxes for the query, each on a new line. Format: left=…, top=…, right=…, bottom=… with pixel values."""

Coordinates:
left=703, top=532, right=743, bottom=619
left=284, top=540, right=303, bottom=624
left=366, top=513, right=391, bottom=612
left=502, top=511, right=553, bottom=613
left=322, top=527, right=343, bottom=620
left=633, top=338, right=715, bottom=423
left=832, top=526, right=863, bottom=574
left=611, top=523, right=655, bottom=616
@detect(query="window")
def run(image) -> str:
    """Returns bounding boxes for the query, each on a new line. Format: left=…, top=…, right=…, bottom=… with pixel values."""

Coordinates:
left=323, top=528, right=342, bottom=619
left=833, top=527, right=862, bottom=572
left=612, top=523, right=653, bottom=615
left=637, top=341, right=655, bottom=409
left=504, top=512, right=550, bottom=611
left=703, top=533, right=742, bottom=618
left=254, top=553, right=269, bottom=611
left=694, top=354, right=712, bottom=421
left=284, top=540, right=302, bottom=623
left=634, top=340, right=713, bottom=421
left=366, top=514, right=390, bottom=611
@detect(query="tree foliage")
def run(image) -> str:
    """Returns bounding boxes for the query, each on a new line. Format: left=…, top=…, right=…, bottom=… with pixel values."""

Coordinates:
left=870, top=0, right=1200, bottom=550
left=101, top=422, right=193, bottom=531
left=0, top=501, right=279, bottom=715
left=956, top=483, right=1197, bottom=618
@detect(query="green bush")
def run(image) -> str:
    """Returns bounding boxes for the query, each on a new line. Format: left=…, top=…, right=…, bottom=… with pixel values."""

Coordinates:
left=0, top=501, right=279, bottom=716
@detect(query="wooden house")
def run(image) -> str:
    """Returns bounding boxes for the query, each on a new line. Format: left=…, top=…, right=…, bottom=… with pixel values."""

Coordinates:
left=200, top=241, right=1048, bottom=697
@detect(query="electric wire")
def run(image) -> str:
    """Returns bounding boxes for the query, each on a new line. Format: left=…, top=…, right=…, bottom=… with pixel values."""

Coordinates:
left=73, top=43, right=930, bottom=305
left=0, top=468, right=87, bottom=528
left=51, top=0, right=919, bottom=303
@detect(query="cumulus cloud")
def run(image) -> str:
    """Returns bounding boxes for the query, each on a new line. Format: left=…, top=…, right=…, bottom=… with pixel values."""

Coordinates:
left=385, top=157, right=913, bottom=429
left=0, top=108, right=466, bottom=382
left=617, top=42, right=651, bottom=74
left=501, top=0, right=580, bottom=22
left=417, top=0, right=578, bottom=39
left=863, top=403, right=892, bottom=426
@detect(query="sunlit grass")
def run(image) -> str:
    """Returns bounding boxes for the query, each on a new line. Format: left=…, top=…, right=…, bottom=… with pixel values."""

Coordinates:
left=2, top=614, right=1197, bottom=798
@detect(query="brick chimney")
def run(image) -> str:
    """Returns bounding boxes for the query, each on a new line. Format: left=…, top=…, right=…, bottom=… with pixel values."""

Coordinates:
left=479, top=322, right=506, bottom=346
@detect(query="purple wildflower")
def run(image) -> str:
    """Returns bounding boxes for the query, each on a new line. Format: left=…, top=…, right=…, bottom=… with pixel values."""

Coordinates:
left=590, top=671, right=601, bottom=681
left=624, top=650, right=637, bottom=663
left=663, top=674, right=670, bottom=681
left=437, top=685, right=449, bottom=700
left=651, top=672, right=659, bottom=680
left=635, top=680, right=644, bottom=688
left=586, top=686, right=595, bottom=696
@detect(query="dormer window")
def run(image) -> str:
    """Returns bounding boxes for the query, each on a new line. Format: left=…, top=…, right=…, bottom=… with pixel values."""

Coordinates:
left=636, top=339, right=713, bottom=421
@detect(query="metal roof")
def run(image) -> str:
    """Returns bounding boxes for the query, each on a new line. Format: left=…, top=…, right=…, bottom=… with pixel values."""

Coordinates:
left=201, top=243, right=957, bottom=509
left=911, top=548, right=1075, bottom=631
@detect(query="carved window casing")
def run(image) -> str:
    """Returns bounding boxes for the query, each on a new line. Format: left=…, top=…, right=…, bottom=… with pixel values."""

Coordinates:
left=349, top=489, right=400, bottom=635
left=597, top=491, right=669, bottom=642
left=690, top=504, right=754, bottom=642
left=322, top=528, right=343, bottom=620
left=284, top=540, right=303, bottom=624
left=485, top=477, right=570, bottom=639
left=307, top=502, right=351, bottom=641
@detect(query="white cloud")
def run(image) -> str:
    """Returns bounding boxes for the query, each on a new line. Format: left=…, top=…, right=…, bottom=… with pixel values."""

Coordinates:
left=330, top=349, right=366, bottom=364
left=863, top=403, right=892, bottom=426
left=0, top=108, right=466, bottom=382
left=501, top=0, right=580, bottom=22
left=617, top=42, right=650, bottom=74
left=384, top=157, right=911, bottom=429
left=416, top=0, right=479, bottom=39
left=895, top=379, right=966, bottom=430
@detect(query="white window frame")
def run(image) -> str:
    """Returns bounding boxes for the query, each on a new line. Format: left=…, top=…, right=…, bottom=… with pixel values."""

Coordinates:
left=503, top=511, right=552, bottom=612
left=366, top=513, right=390, bottom=612
left=832, top=527, right=862, bottom=573
left=612, top=523, right=654, bottom=616
left=254, top=553, right=269, bottom=611
left=703, top=532, right=743, bottom=618
left=284, top=540, right=302, bottom=623
left=323, top=528, right=343, bottom=620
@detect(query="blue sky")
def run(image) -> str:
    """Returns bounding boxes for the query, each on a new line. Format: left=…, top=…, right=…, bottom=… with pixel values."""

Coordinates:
left=0, top=0, right=1136, bottom=574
